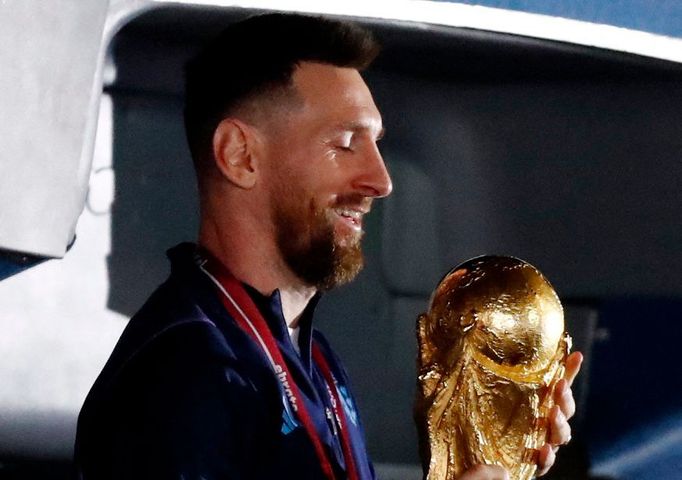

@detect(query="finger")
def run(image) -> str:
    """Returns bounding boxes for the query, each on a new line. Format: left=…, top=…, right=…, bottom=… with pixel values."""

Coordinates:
left=536, top=443, right=556, bottom=477
left=458, top=464, right=509, bottom=480
left=548, top=405, right=572, bottom=446
left=554, top=378, right=576, bottom=419
left=564, top=351, right=583, bottom=387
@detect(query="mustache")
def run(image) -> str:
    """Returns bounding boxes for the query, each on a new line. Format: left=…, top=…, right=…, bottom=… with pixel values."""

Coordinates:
left=331, top=194, right=373, bottom=212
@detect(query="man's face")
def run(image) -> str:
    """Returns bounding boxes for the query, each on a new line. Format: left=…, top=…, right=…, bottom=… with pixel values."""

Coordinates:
left=261, top=62, right=392, bottom=290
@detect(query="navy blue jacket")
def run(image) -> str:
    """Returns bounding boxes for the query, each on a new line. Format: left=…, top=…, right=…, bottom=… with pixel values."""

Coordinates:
left=75, top=243, right=374, bottom=479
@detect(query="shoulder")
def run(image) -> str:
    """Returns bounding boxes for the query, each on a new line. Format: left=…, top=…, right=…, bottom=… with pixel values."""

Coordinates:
left=84, top=275, right=277, bottom=414
left=76, top=316, right=281, bottom=480
left=76, top=279, right=282, bottom=467
left=99, top=278, right=234, bottom=381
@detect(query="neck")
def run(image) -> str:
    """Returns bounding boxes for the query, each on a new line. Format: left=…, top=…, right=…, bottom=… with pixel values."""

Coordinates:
left=199, top=208, right=316, bottom=329
left=278, top=288, right=316, bottom=329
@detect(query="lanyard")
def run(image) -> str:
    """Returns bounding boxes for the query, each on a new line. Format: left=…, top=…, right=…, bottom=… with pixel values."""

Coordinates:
left=312, top=343, right=359, bottom=480
left=198, top=254, right=360, bottom=480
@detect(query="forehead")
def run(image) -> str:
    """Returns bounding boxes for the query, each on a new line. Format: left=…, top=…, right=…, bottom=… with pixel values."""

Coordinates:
left=290, top=62, right=382, bottom=135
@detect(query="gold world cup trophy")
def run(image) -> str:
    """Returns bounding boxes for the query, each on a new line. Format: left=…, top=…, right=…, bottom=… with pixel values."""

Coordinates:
left=415, top=256, right=571, bottom=480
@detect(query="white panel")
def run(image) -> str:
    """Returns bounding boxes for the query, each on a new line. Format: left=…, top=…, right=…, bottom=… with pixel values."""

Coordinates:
left=0, top=0, right=110, bottom=257
left=0, top=94, right=127, bottom=457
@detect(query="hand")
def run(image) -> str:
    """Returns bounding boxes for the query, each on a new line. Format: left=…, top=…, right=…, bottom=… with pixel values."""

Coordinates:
left=458, top=464, right=509, bottom=480
left=536, top=351, right=583, bottom=476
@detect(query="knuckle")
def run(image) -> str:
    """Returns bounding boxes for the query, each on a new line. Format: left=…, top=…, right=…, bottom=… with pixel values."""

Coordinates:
left=559, top=418, right=570, bottom=435
left=550, top=418, right=571, bottom=444
left=553, top=407, right=566, bottom=427
left=562, top=385, right=571, bottom=397
left=555, top=422, right=572, bottom=445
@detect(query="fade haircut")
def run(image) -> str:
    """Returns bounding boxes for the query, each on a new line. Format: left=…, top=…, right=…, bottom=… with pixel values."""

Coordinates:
left=183, top=13, right=380, bottom=175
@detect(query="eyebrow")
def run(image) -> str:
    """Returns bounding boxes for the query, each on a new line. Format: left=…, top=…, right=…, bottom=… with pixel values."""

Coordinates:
left=336, top=121, right=386, bottom=141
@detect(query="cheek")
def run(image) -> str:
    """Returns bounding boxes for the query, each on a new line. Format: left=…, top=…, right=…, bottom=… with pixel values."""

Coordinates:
left=269, top=149, right=344, bottom=210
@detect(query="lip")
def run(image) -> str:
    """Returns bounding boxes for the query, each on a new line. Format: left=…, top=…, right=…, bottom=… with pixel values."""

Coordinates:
left=332, top=207, right=365, bottom=232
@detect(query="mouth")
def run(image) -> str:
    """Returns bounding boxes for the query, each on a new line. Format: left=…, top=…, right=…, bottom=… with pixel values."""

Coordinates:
left=332, top=207, right=366, bottom=233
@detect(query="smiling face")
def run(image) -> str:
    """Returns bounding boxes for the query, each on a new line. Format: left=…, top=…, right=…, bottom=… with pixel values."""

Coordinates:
left=261, top=62, right=392, bottom=290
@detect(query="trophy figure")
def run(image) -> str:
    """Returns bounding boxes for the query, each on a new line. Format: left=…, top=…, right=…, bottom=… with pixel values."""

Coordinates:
left=415, top=256, right=571, bottom=480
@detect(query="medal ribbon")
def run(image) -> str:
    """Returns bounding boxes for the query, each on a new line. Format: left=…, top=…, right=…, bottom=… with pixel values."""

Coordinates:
left=312, top=343, right=360, bottom=480
left=199, top=254, right=359, bottom=480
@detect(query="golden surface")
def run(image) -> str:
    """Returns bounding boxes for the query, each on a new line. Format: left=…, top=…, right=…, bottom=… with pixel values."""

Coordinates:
left=415, top=256, right=571, bottom=480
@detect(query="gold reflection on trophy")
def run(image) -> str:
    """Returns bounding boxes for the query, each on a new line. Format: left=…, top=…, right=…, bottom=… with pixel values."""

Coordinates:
left=415, top=256, right=571, bottom=480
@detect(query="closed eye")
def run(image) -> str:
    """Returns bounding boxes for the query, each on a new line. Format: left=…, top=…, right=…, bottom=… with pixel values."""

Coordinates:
left=332, top=131, right=354, bottom=151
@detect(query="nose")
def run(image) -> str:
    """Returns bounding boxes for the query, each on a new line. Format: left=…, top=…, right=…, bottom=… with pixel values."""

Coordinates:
left=353, top=143, right=393, bottom=198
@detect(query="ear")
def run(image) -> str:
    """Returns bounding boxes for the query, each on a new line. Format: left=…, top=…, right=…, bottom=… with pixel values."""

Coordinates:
left=212, top=118, right=258, bottom=189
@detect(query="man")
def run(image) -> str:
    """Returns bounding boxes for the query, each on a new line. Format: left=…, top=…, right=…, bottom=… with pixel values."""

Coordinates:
left=75, top=13, right=581, bottom=480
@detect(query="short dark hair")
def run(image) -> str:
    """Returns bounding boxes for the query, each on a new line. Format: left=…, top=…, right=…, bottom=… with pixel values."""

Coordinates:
left=184, top=13, right=380, bottom=170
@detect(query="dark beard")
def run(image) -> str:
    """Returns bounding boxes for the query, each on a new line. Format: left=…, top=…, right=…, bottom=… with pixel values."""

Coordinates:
left=274, top=196, right=365, bottom=291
